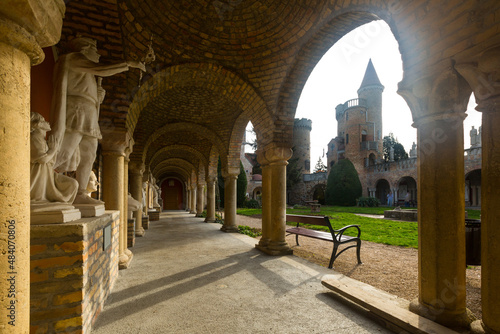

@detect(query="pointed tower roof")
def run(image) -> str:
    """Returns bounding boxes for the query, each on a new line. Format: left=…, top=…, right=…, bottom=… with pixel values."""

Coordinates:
left=357, top=59, right=384, bottom=94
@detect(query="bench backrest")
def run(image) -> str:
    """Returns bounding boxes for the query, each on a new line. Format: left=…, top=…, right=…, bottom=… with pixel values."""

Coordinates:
left=286, top=214, right=332, bottom=231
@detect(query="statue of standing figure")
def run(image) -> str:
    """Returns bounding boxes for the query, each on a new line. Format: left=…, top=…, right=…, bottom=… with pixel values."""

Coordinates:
left=49, top=36, right=145, bottom=204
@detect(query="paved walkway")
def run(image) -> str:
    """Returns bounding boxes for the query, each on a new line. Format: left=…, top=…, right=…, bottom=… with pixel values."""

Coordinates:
left=92, top=211, right=391, bottom=334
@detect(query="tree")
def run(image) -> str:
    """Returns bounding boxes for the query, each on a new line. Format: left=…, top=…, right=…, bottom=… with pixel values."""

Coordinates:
left=383, top=133, right=408, bottom=162
left=325, top=159, right=362, bottom=206
left=237, top=161, right=247, bottom=207
left=286, top=151, right=303, bottom=190
left=313, top=157, right=327, bottom=173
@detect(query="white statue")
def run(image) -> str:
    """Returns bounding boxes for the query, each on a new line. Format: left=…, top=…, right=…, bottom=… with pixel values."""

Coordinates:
left=49, top=36, right=145, bottom=204
left=409, top=142, right=417, bottom=158
left=152, top=184, right=161, bottom=207
left=127, top=193, right=142, bottom=220
left=30, top=112, right=78, bottom=206
left=84, top=171, right=99, bottom=198
left=142, top=182, right=147, bottom=207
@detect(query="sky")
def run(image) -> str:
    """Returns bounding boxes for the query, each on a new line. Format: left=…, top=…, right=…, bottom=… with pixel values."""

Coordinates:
left=247, top=20, right=482, bottom=166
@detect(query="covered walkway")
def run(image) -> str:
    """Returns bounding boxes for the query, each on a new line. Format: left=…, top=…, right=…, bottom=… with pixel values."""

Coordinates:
left=92, top=211, right=389, bottom=334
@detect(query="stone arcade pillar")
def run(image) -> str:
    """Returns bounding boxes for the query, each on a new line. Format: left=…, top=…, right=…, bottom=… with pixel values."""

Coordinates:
left=129, top=161, right=146, bottom=237
left=205, top=177, right=216, bottom=223
left=185, top=186, right=191, bottom=211
left=456, top=54, right=500, bottom=334
left=196, top=183, right=205, bottom=217
left=0, top=3, right=64, bottom=331
left=256, top=146, right=293, bottom=255
left=255, top=150, right=272, bottom=250
left=101, top=130, right=133, bottom=269
left=221, top=168, right=239, bottom=232
left=400, top=69, right=471, bottom=327
left=190, top=184, right=197, bottom=214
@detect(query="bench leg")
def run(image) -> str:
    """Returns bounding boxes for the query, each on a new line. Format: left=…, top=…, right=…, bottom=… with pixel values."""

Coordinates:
left=328, top=244, right=339, bottom=269
left=296, top=234, right=300, bottom=246
left=356, top=240, right=362, bottom=264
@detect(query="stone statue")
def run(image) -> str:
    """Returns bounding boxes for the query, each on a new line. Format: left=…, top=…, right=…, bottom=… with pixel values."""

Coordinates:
left=30, top=112, right=78, bottom=207
left=409, top=142, right=417, bottom=158
left=389, top=146, right=395, bottom=161
left=83, top=171, right=99, bottom=198
left=470, top=126, right=478, bottom=147
left=127, top=193, right=142, bottom=220
left=142, top=182, right=147, bottom=207
left=152, top=183, right=161, bottom=207
left=49, top=36, right=145, bottom=204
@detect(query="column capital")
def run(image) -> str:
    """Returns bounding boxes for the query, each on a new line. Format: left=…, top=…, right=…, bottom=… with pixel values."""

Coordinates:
left=412, top=111, right=467, bottom=129
left=221, top=167, right=240, bottom=179
left=101, top=129, right=132, bottom=156
left=455, top=47, right=500, bottom=113
left=257, top=144, right=293, bottom=165
left=129, top=160, right=145, bottom=175
left=398, top=65, right=471, bottom=121
left=206, top=176, right=217, bottom=184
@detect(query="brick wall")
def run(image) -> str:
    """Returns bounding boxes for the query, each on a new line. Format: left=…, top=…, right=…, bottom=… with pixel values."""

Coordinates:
left=30, top=211, right=120, bottom=333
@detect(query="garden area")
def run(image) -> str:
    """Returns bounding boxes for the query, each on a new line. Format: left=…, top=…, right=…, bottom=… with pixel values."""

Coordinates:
left=232, top=205, right=483, bottom=319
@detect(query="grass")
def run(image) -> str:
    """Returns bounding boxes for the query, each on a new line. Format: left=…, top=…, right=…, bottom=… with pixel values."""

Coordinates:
left=236, top=206, right=482, bottom=249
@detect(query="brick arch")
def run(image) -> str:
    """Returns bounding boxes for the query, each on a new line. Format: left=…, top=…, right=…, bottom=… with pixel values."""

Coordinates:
left=149, top=145, right=208, bottom=172
left=142, top=122, right=225, bottom=166
left=206, top=146, right=219, bottom=181
left=275, top=7, right=406, bottom=145
left=152, top=158, right=196, bottom=180
left=156, top=167, right=191, bottom=184
left=127, top=63, right=273, bottom=155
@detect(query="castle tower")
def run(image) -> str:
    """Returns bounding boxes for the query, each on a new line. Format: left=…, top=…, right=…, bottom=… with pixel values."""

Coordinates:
left=292, top=118, right=312, bottom=174
left=357, top=59, right=385, bottom=158
left=328, top=59, right=384, bottom=174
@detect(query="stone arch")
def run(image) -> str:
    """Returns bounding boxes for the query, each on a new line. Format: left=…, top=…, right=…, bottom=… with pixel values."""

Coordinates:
left=375, top=179, right=390, bottom=205
left=149, top=145, right=208, bottom=172
left=465, top=169, right=481, bottom=207
left=127, top=63, right=274, bottom=159
left=397, top=176, right=417, bottom=206
left=275, top=7, right=406, bottom=145
left=310, top=184, right=326, bottom=205
left=152, top=158, right=196, bottom=180
left=142, top=122, right=225, bottom=166
left=156, top=167, right=191, bottom=185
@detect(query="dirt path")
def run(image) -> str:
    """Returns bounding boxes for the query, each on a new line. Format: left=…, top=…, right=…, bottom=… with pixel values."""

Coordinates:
left=236, top=214, right=482, bottom=319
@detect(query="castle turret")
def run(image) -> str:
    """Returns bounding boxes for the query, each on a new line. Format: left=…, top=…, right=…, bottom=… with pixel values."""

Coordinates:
left=292, top=118, right=312, bottom=174
left=357, top=59, right=384, bottom=157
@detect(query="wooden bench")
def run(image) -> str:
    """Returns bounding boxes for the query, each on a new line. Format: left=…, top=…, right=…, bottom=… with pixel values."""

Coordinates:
left=285, top=214, right=362, bottom=268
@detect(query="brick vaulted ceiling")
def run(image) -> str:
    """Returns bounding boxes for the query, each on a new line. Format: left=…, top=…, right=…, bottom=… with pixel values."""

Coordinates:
left=59, top=0, right=500, bottom=182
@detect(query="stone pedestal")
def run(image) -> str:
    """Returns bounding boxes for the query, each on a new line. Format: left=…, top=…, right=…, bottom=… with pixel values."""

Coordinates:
left=74, top=204, right=105, bottom=217
left=31, top=208, right=81, bottom=224
left=142, top=215, right=150, bottom=230
left=149, top=210, right=160, bottom=221
left=127, top=218, right=135, bottom=247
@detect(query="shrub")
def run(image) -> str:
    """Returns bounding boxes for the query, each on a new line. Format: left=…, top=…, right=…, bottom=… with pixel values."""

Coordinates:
left=244, top=199, right=260, bottom=208
left=357, top=197, right=380, bottom=207
left=325, top=159, right=362, bottom=206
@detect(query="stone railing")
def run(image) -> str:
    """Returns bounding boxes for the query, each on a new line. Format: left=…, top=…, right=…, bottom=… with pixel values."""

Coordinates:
left=303, top=172, right=328, bottom=182
left=366, top=157, right=417, bottom=173
left=340, top=98, right=367, bottom=113
left=360, top=141, right=378, bottom=151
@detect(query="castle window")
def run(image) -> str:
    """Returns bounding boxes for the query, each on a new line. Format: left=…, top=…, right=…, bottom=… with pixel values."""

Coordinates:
left=305, top=159, right=310, bottom=171
left=346, top=134, right=349, bottom=144
left=361, top=130, right=367, bottom=142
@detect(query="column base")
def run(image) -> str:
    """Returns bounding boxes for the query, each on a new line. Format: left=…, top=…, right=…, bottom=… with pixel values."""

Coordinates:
left=204, top=218, right=215, bottom=223
left=256, top=242, right=293, bottom=256
left=471, top=320, right=486, bottom=334
left=119, top=252, right=133, bottom=270
left=256, top=237, right=270, bottom=249
left=195, top=213, right=204, bottom=217
left=135, top=226, right=145, bottom=237
left=409, top=299, right=475, bottom=329
left=220, top=224, right=239, bottom=233
left=190, top=210, right=196, bottom=214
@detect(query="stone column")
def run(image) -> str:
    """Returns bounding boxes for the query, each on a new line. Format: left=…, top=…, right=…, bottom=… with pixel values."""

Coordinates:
left=409, top=114, right=469, bottom=326
left=129, top=161, right=145, bottom=237
left=123, top=144, right=133, bottom=252
left=196, top=183, right=205, bottom=217
left=267, top=146, right=293, bottom=255
left=0, top=3, right=63, bottom=331
left=205, top=177, right=216, bottom=223
left=221, top=168, right=239, bottom=232
left=190, top=184, right=197, bottom=214
left=101, top=130, right=133, bottom=269
left=255, top=150, right=271, bottom=250
left=456, top=57, right=500, bottom=334
left=185, top=187, right=191, bottom=211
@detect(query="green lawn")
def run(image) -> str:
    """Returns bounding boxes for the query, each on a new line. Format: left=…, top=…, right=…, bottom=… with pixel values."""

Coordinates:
left=236, top=206, right=481, bottom=249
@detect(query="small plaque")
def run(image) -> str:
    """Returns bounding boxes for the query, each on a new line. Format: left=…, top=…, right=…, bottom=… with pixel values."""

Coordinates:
left=103, top=224, right=111, bottom=250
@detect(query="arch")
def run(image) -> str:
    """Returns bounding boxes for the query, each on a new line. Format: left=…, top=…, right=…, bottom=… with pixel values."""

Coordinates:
left=142, top=122, right=225, bottom=166
left=161, top=177, right=185, bottom=210
left=465, top=169, right=481, bottom=207
left=375, top=179, right=390, bottom=205
left=152, top=158, right=196, bottom=180
left=275, top=8, right=406, bottom=145
left=149, top=145, right=208, bottom=172
left=369, top=153, right=377, bottom=166
left=397, top=176, right=417, bottom=207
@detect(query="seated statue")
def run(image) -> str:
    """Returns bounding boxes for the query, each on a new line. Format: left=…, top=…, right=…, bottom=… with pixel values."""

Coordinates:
left=127, top=193, right=142, bottom=220
left=30, top=112, right=78, bottom=209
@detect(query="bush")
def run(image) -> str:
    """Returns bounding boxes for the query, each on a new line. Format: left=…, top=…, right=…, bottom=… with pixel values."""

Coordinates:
left=357, top=197, right=380, bottom=207
left=244, top=199, right=260, bottom=208
left=325, top=159, right=362, bottom=206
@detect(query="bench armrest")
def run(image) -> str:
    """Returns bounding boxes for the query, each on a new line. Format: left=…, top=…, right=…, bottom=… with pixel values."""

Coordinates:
left=333, top=224, right=361, bottom=239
